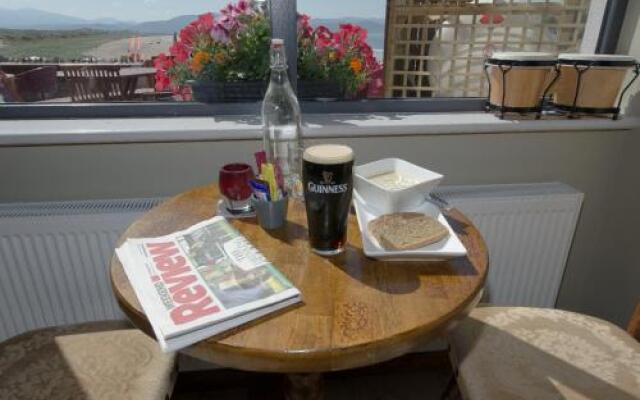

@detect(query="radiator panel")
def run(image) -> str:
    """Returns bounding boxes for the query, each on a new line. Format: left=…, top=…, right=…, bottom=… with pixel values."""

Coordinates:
left=435, top=183, right=583, bottom=307
left=0, top=199, right=163, bottom=341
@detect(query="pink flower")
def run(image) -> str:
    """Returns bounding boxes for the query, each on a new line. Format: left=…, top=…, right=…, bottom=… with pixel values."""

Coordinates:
left=219, top=14, right=240, bottom=31
left=211, top=24, right=230, bottom=44
left=236, top=0, right=250, bottom=14
left=220, top=3, right=235, bottom=16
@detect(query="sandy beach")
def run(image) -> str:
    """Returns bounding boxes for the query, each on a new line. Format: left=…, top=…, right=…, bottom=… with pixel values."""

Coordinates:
left=88, top=35, right=173, bottom=60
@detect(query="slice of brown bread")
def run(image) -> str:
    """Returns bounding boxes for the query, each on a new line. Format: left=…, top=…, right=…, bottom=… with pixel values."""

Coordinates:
left=368, top=212, right=449, bottom=251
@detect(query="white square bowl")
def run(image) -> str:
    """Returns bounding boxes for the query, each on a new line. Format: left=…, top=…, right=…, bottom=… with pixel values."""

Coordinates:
left=354, top=158, right=443, bottom=214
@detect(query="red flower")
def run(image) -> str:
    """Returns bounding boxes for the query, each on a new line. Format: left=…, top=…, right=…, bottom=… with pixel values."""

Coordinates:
left=154, top=53, right=175, bottom=91
left=196, top=12, right=215, bottom=32
left=480, top=14, right=504, bottom=25
left=179, top=23, right=196, bottom=47
left=169, top=42, right=189, bottom=62
left=314, top=26, right=333, bottom=51
left=367, top=63, right=384, bottom=97
left=178, top=12, right=215, bottom=49
left=297, top=14, right=313, bottom=38
left=337, top=23, right=368, bottom=46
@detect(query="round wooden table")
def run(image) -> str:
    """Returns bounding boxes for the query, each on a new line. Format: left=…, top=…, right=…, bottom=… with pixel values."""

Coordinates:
left=110, top=185, right=488, bottom=398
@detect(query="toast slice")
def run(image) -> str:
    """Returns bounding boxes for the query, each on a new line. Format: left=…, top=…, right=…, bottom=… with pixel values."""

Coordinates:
left=368, top=212, right=449, bottom=251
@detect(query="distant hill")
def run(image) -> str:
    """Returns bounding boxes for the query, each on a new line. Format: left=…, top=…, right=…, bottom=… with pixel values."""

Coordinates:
left=0, top=7, right=136, bottom=31
left=132, top=15, right=198, bottom=35
left=130, top=15, right=386, bottom=38
left=0, top=8, right=206, bottom=33
left=0, top=8, right=385, bottom=50
left=0, top=7, right=88, bottom=29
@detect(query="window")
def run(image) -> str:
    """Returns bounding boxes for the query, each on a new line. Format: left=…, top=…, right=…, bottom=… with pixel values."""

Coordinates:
left=299, top=0, right=594, bottom=99
left=0, top=0, right=271, bottom=104
left=0, top=0, right=619, bottom=117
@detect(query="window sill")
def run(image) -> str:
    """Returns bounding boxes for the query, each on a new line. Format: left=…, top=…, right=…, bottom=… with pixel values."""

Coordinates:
left=0, top=112, right=639, bottom=146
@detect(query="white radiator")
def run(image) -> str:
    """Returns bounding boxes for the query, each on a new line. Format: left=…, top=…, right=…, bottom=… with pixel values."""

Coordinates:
left=0, top=198, right=163, bottom=342
left=0, top=183, right=583, bottom=342
left=434, top=182, right=583, bottom=307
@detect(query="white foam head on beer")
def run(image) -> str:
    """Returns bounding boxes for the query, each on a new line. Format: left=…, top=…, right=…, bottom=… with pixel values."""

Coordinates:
left=303, top=144, right=354, bottom=165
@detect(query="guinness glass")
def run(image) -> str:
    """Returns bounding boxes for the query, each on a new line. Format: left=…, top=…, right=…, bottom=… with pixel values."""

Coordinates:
left=302, top=144, right=354, bottom=256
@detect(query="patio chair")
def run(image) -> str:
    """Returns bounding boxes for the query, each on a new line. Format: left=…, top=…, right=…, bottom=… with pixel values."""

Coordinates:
left=444, top=302, right=640, bottom=399
left=61, top=65, right=124, bottom=102
left=13, top=66, right=58, bottom=102
left=0, top=321, right=177, bottom=400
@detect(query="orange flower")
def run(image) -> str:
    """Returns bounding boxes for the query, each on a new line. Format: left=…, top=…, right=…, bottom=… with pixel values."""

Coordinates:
left=191, top=51, right=212, bottom=73
left=350, top=58, right=363, bottom=73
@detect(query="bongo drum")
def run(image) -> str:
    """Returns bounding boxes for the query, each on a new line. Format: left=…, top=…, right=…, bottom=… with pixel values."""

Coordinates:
left=484, top=52, right=557, bottom=119
left=551, top=53, right=639, bottom=119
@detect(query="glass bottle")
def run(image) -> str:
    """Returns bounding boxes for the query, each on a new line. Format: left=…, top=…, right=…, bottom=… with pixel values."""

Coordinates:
left=262, top=38, right=304, bottom=199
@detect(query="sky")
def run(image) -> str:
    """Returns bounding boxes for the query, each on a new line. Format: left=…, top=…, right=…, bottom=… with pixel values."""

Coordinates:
left=0, top=0, right=386, bottom=22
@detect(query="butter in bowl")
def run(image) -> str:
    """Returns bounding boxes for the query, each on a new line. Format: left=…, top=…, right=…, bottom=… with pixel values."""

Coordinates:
left=354, top=158, right=443, bottom=214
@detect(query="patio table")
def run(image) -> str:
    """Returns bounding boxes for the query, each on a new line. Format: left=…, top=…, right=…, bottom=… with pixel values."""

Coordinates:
left=110, top=184, right=488, bottom=399
left=119, top=67, right=157, bottom=99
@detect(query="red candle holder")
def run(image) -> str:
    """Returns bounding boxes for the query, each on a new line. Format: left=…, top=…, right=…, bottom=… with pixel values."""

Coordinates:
left=219, top=163, right=255, bottom=213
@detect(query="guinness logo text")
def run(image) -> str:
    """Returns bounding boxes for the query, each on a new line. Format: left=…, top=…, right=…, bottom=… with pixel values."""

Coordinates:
left=307, top=182, right=349, bottom=194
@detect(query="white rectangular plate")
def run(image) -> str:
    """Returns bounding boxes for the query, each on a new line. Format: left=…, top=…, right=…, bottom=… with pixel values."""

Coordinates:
left=352, top=190, right=468, bottom=261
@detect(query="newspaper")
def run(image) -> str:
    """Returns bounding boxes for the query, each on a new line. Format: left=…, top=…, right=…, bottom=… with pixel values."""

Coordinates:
left=116, top=216, right=301, bottom=352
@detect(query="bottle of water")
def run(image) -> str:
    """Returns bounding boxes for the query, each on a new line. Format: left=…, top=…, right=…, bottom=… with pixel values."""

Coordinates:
left=262, top=38, right=303, bottom=199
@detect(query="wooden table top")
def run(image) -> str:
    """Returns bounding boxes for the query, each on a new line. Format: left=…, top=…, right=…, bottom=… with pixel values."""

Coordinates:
left=110, top=185, right=488, bottom=373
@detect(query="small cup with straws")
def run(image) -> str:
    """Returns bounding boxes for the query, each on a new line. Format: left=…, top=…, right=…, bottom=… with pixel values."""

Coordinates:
left=250, top=151, right=288, bottom=230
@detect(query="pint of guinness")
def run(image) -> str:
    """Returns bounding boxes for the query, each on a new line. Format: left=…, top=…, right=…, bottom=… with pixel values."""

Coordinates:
left=302, top=144, right=354, bottom=256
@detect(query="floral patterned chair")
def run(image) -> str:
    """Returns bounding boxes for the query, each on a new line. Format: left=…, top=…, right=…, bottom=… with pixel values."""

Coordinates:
left=446, top=303, right=640, bottom=399
left=0, top=321, right=177, bottom=400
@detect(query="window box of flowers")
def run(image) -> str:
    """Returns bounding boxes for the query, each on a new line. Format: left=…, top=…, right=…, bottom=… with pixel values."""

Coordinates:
left=154, top=1, right=270, bottom=103
left=154, top=1, right=383, bottom=102
left=297, top=15, right=383, bottom=100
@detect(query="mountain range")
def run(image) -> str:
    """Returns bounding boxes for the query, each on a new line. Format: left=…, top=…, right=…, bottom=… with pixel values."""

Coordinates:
left=0, top=7, right=194, bottom=32
left=0, top=7, right=385, bottom=36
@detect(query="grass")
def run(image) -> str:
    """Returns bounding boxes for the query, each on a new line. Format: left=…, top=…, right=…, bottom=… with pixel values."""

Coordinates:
left=0, top=29, right=131, bottom=60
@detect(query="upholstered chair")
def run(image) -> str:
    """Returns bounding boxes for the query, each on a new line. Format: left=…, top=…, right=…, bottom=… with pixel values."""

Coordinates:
left=0, top=321, right=177, bottom=400
left=446, top=303, right=640, bottom=399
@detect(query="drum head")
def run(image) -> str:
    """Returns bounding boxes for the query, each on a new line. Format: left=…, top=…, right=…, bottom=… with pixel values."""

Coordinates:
left=558, top=53, right=637, bottom=67
left=487, top=52, right=556, bottom=67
